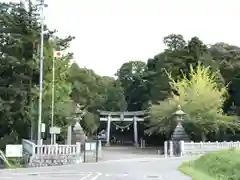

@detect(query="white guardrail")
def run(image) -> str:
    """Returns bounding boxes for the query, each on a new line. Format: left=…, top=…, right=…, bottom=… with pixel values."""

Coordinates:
left=164, top=141, right=240, bottom=157
left=22, top=139, right=81, bottom=156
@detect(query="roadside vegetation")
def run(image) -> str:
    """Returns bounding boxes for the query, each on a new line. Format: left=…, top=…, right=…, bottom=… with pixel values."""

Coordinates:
left=179, top=149, right=240, bottom=180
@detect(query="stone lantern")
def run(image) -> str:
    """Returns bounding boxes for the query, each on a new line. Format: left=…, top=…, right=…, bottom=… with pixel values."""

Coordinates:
left=71, top=104, right=86, bottom=144
left=171, top=105, right=189, bottom=141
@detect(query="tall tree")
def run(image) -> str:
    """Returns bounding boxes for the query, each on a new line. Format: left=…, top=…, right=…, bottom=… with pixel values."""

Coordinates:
left=69, top=63, right=126, bottom=135
left=117, top=61, right=149, bottom=111
left=0, top=1, right=40, bottom=148
left=146, top=34, right=222, bottom=103
left=31, top=37, right=74, bottom=140
left=147, top=65, right=238, bottom=141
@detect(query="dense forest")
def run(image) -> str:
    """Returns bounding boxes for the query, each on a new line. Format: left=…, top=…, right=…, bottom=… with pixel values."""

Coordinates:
left=1, top=1, right=240, bottom=149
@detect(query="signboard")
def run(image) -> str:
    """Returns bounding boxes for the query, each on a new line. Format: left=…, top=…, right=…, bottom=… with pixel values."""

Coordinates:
left=50, top=127, right=61, bottom=134
left=85, top=142, right=96, bottom=151
left=41, top=123, right=46, bottom=133
left=6, top=144, right=23, bottom=158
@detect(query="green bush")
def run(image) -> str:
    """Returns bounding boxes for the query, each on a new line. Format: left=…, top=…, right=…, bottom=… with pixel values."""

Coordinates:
left=6, top=158, right=22, bottom=168
left=179, top=149, right=240, bottom=180
left=0, top=150, right=22, bottom=168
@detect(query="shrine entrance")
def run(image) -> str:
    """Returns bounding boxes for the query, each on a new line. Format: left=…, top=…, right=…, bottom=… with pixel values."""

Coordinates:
left=99, top=111, right=146, bottom=146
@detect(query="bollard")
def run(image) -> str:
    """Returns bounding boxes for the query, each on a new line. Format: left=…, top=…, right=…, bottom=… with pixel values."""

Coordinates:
left=180, top=140, right=184, bottom=156
left=169, top=141, right=173, bottom=157
left=76, top=142, right=82, bottom=164
left=140, top=139, right=145, bottom=149
left=164, top=141, right=168, bottom=158
left=97, top=140, right=102, bottom=159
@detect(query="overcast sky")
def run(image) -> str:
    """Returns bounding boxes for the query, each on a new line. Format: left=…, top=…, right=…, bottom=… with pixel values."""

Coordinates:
left=5, top=0, right=240, bottom=76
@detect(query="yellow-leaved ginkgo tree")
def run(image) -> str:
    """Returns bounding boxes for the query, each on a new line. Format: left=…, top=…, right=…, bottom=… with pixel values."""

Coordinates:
left=146, top=64, right=239, bottom=141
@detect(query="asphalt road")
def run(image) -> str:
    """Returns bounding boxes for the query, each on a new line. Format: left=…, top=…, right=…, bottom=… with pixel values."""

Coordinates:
left=0, top=157, right=192, bottom=180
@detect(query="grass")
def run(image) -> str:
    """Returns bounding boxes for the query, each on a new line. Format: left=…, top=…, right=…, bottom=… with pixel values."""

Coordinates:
left=0, top=150, right=22, bottom=168
left=179, top=148, right=240, bottom=180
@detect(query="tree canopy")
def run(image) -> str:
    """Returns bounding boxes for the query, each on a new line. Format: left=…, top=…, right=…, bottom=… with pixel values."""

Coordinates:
left=147, top=65, right=239, bottom=141
left=2, top=0, right=240, bottom=146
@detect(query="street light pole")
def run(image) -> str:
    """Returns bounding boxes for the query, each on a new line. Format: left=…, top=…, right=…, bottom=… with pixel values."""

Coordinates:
left=50, top=57, right=55, bottom=144
left=37, top=0, right=46, bottom=145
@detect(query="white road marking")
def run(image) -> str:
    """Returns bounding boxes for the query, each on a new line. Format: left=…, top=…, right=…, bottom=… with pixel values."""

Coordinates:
left=105, top=173, right=129, bottom=177
left=79, top=172, right=93, bottom=180
left=90, top=172, right=102, bottom=180
left=2, top=171, right=85, bottom=176
left=1, top=172, right=93, bottom=179
left=98, top=157, right=169, bottom=164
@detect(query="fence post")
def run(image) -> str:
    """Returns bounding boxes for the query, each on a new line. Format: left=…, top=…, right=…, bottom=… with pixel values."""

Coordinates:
left=180, top=140, right=184, bottom=156
left=169, top=141, right=173, bottom=157
left=216, top=141, right=219, bottom=149
left=55, top=143, right=59, bottom=155
left=164, top=141, right=168, bottom=158
left=98, top=140, right=102, bottom=158
left=76, top=142, right=82, bottom=164
left=32, top=143, right=36, bottom=156
left=200, top=141, right=203, bottom=154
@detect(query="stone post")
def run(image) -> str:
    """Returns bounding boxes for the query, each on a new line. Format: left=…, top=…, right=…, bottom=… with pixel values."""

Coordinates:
left=76, top=142, right=82, bottom=163
left=164, top=141, right=168, bottom=158
left=169, top=141, right=173, bottom=157
left=98, top=140, right=102, bottom=158
left=106, top=115, right=111, bottom=146
left=67, top=123, right=72, bottom=145
left=180, top=140, right=184, bottom=156
left=133, top=116, right=138, bottom=147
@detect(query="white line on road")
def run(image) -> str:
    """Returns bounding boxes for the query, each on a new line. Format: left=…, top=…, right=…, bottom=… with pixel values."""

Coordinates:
left=79, top=172, right=93, bottom=180
left=2, top=171, right=85, bottom=176
left=99, top=157, right=160, bottom=163
left=90, top=172, right=102, bottom=180
left=105, top=173, right=129, bottom=177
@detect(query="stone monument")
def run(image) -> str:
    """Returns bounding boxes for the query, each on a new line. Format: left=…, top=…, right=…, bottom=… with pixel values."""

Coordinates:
left=71, top=104, right=86, bottom=144
left=171, top=105, right=189, bottom=141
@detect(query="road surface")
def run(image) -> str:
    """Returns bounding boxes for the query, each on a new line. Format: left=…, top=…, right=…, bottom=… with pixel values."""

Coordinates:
left=0, top=156, right=192, bottom=180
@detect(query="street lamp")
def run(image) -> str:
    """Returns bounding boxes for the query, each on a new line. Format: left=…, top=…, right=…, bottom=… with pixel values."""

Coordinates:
left=36, top=0, right=47, bottom=145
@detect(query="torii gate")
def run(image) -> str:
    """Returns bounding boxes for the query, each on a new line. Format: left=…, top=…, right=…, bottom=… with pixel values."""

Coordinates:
left=99, top=111, right=146, bottom=146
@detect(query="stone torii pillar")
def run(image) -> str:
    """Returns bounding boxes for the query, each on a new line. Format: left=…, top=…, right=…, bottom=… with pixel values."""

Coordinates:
left=106, top=115, right=111, bottom=146
left=133, top=116, right=139, bottom=147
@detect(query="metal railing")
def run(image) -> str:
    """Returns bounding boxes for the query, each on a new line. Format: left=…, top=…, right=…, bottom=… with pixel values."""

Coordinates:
left=22, top=139, right=81, bottom=156
left=164, top=140, right=240, bottom=157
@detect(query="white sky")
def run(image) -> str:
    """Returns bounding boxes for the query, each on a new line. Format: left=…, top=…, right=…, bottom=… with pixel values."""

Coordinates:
left=4, top=0, right=240, bottom=76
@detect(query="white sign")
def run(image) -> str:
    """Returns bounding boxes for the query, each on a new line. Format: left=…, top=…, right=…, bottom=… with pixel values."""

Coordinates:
left=41, top=123, right=46, bottom=133
left=6, top=144, right=23, bottom=157
left=85, top=142, right=96, bottom=151
left=50, top=127, right=61, bottom=134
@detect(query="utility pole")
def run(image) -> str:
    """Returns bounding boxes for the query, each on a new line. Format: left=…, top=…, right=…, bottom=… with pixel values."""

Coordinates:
left=37, top=0, right=47, bottom=145
left=50, top=57, right=55, bottom=144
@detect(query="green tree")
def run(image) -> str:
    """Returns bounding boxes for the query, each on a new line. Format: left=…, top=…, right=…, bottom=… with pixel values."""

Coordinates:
left=0, top=0, right=77, bottom=145
left=0, top=1, right=40, bottom=148
left=31, top=38, right=74, bottom=140
left=69, top=63, right=126, bottom=135
left=147, top=65, right=238, bottom=141
left=146, top=34, right=223, bottom=103
left=209, top=43, right=240, bottom=115
left=117, top=61, right=149, bottom=111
